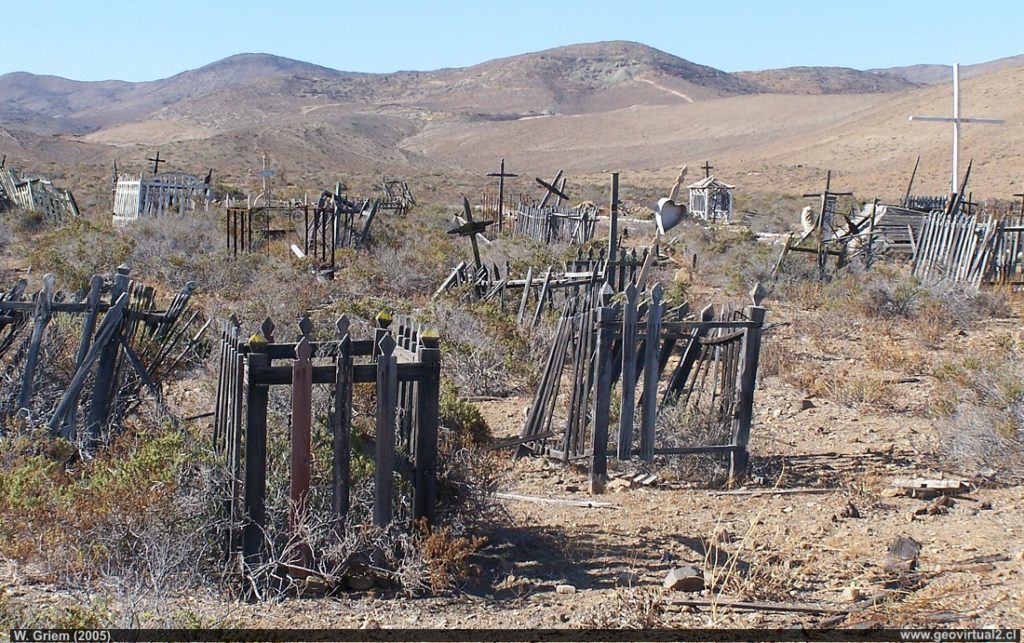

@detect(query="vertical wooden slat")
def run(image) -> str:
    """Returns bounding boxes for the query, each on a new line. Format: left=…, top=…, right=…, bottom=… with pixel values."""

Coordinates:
left=414, top=331, right=441, bottom=525
left=375, top=333, right=398, bottom=527
left=242, top=345, right=269, bottom=566
left=333, top=316, right=353, bottom=523
left=589, top=297, right=617, bottom=493
left=616, top=283, right=638, bottom=460
left=20, top=274, right=55, bottom=413
left=640, top=285, right=663, bottom=461
left=290, top=337, right=313, bottom=574
left=729, top=306, right=767, bottom=481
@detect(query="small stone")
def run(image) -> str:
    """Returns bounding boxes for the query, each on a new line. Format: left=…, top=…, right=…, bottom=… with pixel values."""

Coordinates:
left=564, top=485, right=580, bottom=493
left=980, top=501, right=993, bottom=510
left=555, top=584, right=576, bottom=594
left=616, top=571, right=640, bottom=586
left=841, top=502, right=861, bottom=519
left=841, top=586, right=864, bottom=602
left=800, top=398, right=815, bottom=410
left=606, top=478, right=633, bottom=492
left=664, top=566, right=705, bottom=592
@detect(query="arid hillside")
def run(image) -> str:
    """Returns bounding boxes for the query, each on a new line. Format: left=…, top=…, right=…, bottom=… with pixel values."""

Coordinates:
left=1, top=41, right=1023, bottom=206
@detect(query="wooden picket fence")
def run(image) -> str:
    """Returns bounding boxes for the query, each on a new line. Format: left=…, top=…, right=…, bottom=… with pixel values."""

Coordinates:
left=912, top=211, right=1024, bottom=287
left=512, top=203, right=598, bottom=245
left=435, top=245, right=653, bottom=327
left=517, top=282, right=766, bottom=490
left=0, top=265, right=205, bottom=444
left=213, top=313, right=442, bottom=572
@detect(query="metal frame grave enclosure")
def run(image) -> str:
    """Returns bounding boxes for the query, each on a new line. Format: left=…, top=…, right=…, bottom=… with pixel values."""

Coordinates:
left=213, top=313, right=442, bottom=575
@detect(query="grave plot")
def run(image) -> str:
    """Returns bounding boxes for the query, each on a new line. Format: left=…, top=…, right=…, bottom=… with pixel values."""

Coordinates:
left=0, top=265, right=206, bottom=446
left=111, top=152, right=211, bottom=224
left=213, top=313, right=441, bottom=596
left=514, top=279, right=767, bottom=492
left=0, top=159, right=79, bottom=219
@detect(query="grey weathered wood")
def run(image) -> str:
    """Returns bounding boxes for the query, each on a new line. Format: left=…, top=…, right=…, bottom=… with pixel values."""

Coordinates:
left=616, top=283, right=638, bottom=460
left=20, top=274, right=55, bottom=413
left=374, top=333, right=398, bottom=527
left=589, top=303, right=617, bottom=493
left=242, top=347, right=269, bottom=565
left=517, top=267, right=534, bottom=325
left=414, top=332, right=441, bottom=524
left=640, top=285, right=663, bottom=462
left=86, top=265, right=130, bottom=443
left=729, top=305, right=766, bottom=481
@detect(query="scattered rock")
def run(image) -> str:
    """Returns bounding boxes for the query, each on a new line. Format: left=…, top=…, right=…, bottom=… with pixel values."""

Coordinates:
left=555, top=583, right=576, bottom=594
left=663, top=566, right=705, bottom=592
left=564, top=485, right=580, bottom=493
left=799, top=398, right=816, bottom=411
left=841, top=586, right=863, bottom=602
left=841, top=502, right=861, bottom=519
left=980, top=501, right=993, bottom=510
left=888, top=535, right=922, bottom=561
left=606, top=478, right=633, bottom=492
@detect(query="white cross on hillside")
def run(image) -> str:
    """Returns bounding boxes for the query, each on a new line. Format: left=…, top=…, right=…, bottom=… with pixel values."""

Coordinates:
left=909, top=63, right=1004, bottom=194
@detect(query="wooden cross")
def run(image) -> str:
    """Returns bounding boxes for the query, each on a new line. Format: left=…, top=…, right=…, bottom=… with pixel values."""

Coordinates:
left=446, top=197, right=492, bottom=273
left=910, top=63, right=1004, bottom=193
left=486, top=158, right=517, bottom=232
left=146, top=151, right=166, bottom=174
left=536, top=170, right=570, bottom=207
left=702, top=161, right=714, bottom=178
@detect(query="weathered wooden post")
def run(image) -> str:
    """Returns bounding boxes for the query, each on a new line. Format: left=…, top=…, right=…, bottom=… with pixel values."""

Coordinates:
left=616, top=283, right=638, bottom=460
left=20, top=274, right=55, bottom=414
left=589, top=284, right=616, bottom=494
left=640, top=284, right=663, bottom=461
left=374, top=310, right=392, bottom=358
left=290, top=336, right=313, bottom=574
left=242, top=333, right=270, bottom=566
left=86, top=264, right=131, bottom=445
left=414, top=330, right=441, bottom=525
left=333, top=316, right=353, bottom=524
left=375, top=333, right=398, bottom=526
left=729, top=304, right=767, bottom=482
left=608, top=173, right=620, bottom=290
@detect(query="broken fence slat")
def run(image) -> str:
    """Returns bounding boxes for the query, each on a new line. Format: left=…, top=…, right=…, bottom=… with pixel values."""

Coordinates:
left=493, top=492, right=617, bottom=508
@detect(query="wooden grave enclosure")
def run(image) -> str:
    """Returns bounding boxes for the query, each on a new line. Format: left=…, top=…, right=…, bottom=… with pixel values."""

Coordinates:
left=912, top=210, right=1024, bottom=288
left=435, top=245, right=654, bottom=327
left=0, top=265, right=206, bottom=444
left=0, top=164, right=79, bottom=220
left=213, top=313, right=442, bottom=574
left=517, top=281, right=766, bottom=491
left=512, top=202, right=599, bottom=245
left=378, top=177, right=416, bottom=216
left=225, top=192, right=381, bottom=276
left=112, top=171, right=211, bottom=224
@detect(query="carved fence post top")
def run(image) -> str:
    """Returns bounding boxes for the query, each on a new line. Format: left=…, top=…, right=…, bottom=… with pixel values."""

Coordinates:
left=229, top=313, right=241, bottom=329
left=377, top=333, right=396, bottom=356
left=298, top=314, right=314, bottom=339
left=376, top=310, right=393, bottom=329
left=420, top=328, right=440, bottom=348
left=295, top=336, right=312, bottom=361
left=116, top=264, right=131, bottom=276
left=261, top=317, right=276, bottom=342
left=335, top=314, right=350, bottom=339
left=624, top=282, right=638, bottom=302
left=599, top=282, right=614, bottom=305
left=651, top=282, right=664, bottom=301
left=42, top=273, right=56, bottom=292
left=249, top=330, right=268, bottom=349
left=749, top=282, right=768, bottom=307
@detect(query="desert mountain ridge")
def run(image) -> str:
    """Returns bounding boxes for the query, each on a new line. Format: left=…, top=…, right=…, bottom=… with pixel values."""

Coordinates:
left=2, top=40, right=1023, bottom=209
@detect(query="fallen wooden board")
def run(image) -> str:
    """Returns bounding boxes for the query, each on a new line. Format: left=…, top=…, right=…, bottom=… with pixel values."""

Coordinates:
left=669, top=597, right=841, bottom=615
left=494, top=492, right=617, bottom=508
left=707, top=487, right=835, bottom=497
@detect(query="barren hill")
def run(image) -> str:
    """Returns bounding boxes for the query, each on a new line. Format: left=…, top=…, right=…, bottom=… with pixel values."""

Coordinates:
left=871, top=53, right=1024, bottom=84
left=735, top=67, right=919, bottom=94
left=2, top=42, right=1024, bottom=207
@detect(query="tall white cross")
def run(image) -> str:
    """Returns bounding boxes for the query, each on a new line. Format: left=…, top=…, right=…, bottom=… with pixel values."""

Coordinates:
left=909, top=63, right=1004, bottom=193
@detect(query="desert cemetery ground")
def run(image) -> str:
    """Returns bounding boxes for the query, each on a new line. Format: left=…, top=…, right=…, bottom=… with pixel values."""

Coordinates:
left=1, top=41, right=1024, bottom=631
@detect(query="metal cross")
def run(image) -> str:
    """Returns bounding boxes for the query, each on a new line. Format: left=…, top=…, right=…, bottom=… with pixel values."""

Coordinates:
left=910, top=63, right=1004, bottom=193
left=486, top=158, right=518, bottom=232
left=146, top=151, right=166, bottom=174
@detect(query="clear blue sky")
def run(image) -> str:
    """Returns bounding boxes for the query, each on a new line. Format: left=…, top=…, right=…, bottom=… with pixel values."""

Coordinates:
left=3, top=0, right=1021, bottom=81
